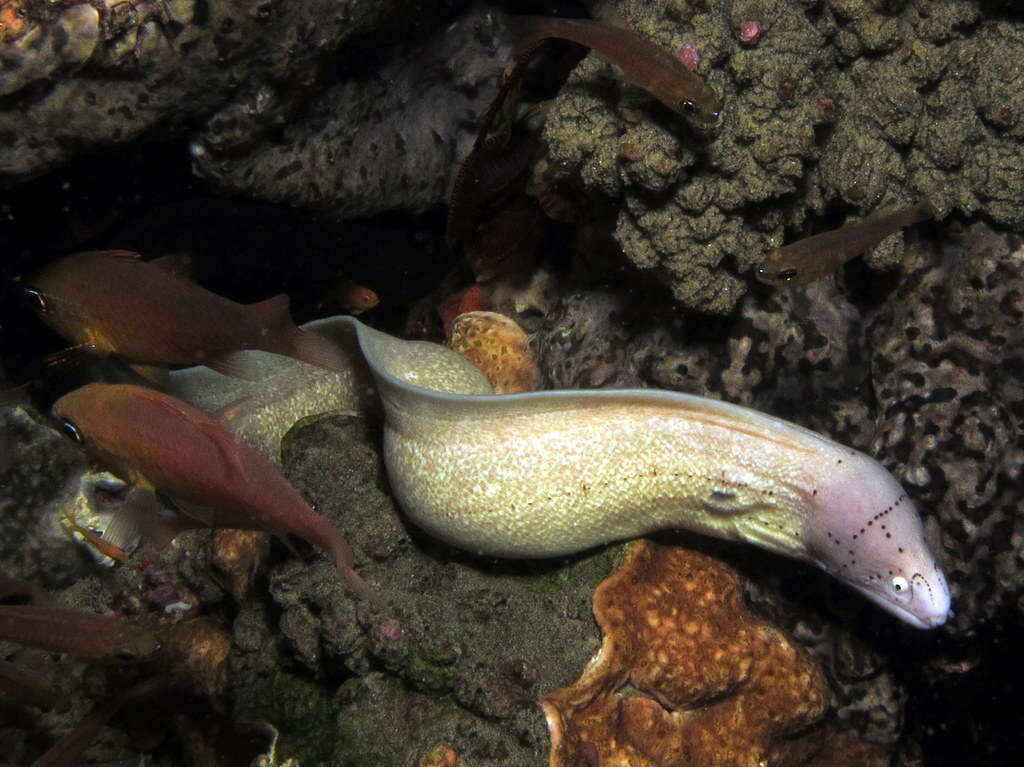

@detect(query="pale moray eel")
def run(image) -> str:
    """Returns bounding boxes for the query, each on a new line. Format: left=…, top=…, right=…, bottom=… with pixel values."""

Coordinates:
left=167, top=319, right=379, bottom=462
left=167, top=317, right=951, bottom=629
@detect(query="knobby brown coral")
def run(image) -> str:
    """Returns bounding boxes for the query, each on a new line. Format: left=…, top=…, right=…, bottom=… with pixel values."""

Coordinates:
left=542, top=540, right=888, bottom=767
left=448, top=311, right=541, bottom=394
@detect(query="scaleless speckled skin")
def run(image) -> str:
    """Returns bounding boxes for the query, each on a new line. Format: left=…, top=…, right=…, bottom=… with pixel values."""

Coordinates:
left=170, top=317, right=951, bottom=628
left=167, top=318, right=378, bottom=461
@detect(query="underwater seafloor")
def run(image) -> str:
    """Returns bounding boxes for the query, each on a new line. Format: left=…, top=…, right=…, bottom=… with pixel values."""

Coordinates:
left=1, top=0, right=1023, bottom=765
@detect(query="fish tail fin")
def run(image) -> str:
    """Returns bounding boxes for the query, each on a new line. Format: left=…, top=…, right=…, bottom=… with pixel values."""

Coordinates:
left=284, top=327, right=350, bottom=373
left=100, top=510, right=140, bottom=551
left=504, top=15, right=554, bottom=58
left=247, top=293, right=295, bottom=334
left=246, top=294, right=347, bottom=373
left=329, top=538, right=383, bottom=605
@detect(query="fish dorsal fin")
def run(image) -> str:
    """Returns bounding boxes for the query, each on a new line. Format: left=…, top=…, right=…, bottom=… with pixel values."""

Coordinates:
left=205, top=351, right=264, bottom=381
left=98, top=250, right=143, bottom=263
left=136, top=388, right=204, bottom=423
left=147, top=253, right=196, bottom=282
left=247, top=294, right=293, bottom=332
left=43, top=343, right=100, bottom=369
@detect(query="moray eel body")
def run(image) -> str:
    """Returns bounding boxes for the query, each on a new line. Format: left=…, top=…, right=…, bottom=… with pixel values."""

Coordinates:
left=167, top=318, right=377, bottom=462
left=169, top=317, right=951, bottom=629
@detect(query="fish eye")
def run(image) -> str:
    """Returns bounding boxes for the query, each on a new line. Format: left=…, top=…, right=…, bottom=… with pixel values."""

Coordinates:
left=60, top=418, right=83, bottom=443
left=890, top=575, right=912, bottom=602
left=20, top=287, right=47, bottom=314
left=776, top=268, right=798, bottom=282
left=679, top=99, right=697, bottom=115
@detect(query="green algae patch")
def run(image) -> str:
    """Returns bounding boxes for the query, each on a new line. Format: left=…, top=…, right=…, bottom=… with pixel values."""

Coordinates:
left=403, top=650, right=458, bottom=693
left=521, top=544, right=622, bottom=598
left=332, top=676, right=413, bottom=766
left=261, top=671, right=338, bottom=765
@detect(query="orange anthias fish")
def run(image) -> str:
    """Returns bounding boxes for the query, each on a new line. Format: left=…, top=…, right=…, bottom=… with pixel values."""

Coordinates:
left=756, top=200, right=936, bottom=286
left=23, top=250, right=343, bottom=378
left=335, top=278, right=379, bottom=315
left=62, top=511, right=129, bottom=564
left=507, top=15, right=722, bottom=126
left=53, top=383, right=379, bottom=604
left=0, top=605, right=161, bottom=663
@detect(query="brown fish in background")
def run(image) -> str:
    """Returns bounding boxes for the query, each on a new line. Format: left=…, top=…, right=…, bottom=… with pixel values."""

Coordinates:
left=0, top=605, right=161, bottom=662
left=756, top=200, right=936, bottom=286
left=334, top=278, right=380, bottom=314
left=22, top=250, right=344, bottom=378
left=0, top=660, right=63, bottom=709
left=0, top=574, right=52, bottom=605
left=506, top=15, right=722, bottom=125
left=53, top=383, right=379, bottom=604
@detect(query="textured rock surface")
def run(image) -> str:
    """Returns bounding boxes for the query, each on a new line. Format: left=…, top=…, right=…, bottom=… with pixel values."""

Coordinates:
left=0, top=405, right=88, bottom=586
left=192, top=3, right=517, bottom=219
left=539, top=0, right=1024, bottom=314
left=228, top=413, right=613, bottom=766
left=865, top=225, right=1024, bottom=634
left=0, top=0, right=490, bottom=222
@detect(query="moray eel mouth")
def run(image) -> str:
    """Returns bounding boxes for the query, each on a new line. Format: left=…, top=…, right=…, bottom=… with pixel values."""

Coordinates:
left=846, top=572, right=951, bottom=629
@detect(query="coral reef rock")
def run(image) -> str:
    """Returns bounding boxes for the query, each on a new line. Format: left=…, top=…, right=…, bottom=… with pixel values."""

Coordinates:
left=191, top=3, right=514, bottom=219
left=0, top=0, right=508, bottom=225
left=539, top=0, right=1024, bottom=314
left=865, top=224, right=1024, bottom=634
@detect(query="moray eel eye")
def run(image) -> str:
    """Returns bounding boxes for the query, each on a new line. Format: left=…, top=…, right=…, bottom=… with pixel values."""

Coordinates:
left=21, top=287, right=48, bottom=314
left=60, top=418, right=83, bottom=443
left=679, top=99, right=697, bottom=115
left=775, top=268, right=798, bottom=282
left=890, top=575, right=911, bottom=602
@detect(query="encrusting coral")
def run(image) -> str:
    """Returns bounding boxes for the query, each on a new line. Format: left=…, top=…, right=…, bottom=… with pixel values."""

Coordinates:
left=542, top=539, right=889, bottom=767
left=448, top=311, right=542, bottom=394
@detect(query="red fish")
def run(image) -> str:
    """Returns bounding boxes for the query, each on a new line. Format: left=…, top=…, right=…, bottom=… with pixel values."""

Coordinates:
left=0, top=605, right=161, bottom=662
left=53, top=383, right=379, bottom=603
left=0, top=660, right=62, bottom=709
left=23, top=250, right=343, bottom=378
left=507, top=15, right=722, bottom=125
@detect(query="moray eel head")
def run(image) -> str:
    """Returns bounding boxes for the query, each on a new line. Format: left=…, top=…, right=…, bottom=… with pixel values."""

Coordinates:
left=806, top=452, right=951, bottom=629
